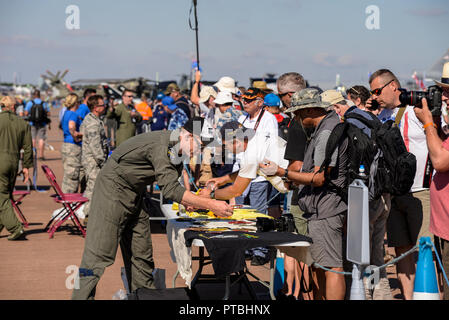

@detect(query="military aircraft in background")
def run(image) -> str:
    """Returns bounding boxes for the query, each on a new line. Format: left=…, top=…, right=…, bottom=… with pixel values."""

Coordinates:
left=71, top=76, right=179, bottom=101
left=401, top=49, right=449, bottom=91
left=40, top=69, right=78, bottom=99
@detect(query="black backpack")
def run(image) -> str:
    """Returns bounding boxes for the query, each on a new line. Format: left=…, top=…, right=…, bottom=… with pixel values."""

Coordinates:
left=29, top=101, right=49, bottom=125
left=278, top=117, right=290, bottom=141
left=319, top=110, right=416, bottom=201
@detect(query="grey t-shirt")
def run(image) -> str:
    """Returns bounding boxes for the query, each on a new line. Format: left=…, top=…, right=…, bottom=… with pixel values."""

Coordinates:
left=314, top=129, right=338, bottom=168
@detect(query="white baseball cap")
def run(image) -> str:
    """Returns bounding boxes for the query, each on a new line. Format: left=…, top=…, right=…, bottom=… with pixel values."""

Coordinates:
left=213, top=91, right=234, bottom=105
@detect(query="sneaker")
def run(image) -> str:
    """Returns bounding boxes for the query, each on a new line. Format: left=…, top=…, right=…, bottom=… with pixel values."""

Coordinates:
left=7, top=227, right=25, bottom=241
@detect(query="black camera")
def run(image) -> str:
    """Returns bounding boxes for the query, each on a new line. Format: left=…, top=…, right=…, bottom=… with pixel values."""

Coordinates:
left=256, top=214, right=296, bottom=233
left=399, top=85, right=443, bottom=116
left=369, top=99, right=380, bottom=110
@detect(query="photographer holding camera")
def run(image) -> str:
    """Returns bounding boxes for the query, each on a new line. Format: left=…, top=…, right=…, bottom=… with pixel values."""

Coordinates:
left=369, top=69, right=432, bottom=300
left=413, top=62, right=449, bottom=300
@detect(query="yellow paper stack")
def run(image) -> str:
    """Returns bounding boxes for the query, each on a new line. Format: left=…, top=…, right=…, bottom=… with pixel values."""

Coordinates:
left=185, top=208, right=273, bottom=220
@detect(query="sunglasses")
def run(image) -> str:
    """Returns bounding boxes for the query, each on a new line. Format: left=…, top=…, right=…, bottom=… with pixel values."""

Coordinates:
left=278, top=91, right=294, bottom=98
left=243, top=97, right=260, bottom=104
left=370, top=79, right=394, bottom=96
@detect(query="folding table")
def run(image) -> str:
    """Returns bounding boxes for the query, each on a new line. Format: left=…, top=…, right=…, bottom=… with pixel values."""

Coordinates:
left=165, top=206, right=312, bottom=300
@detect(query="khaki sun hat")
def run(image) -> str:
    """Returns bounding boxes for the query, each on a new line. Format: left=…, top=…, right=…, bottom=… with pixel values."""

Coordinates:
left=321, top=90, right=346, bottom=105
left=198, top=85, right=217, bottom=104
left=435, top=61, right=449, bottom=89
left=214, top=76, right=238, bottom=94
left=285, top=88, right=331, bottom=113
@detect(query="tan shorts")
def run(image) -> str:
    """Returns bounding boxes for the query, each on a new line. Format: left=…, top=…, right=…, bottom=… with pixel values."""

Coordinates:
left=386, top=191, right=428, bottom=247
left=290, top=205, right=308, bottom=236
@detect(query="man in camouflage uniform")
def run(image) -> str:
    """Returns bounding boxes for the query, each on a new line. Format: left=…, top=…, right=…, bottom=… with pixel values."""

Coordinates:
left=106, top=89, right=142, bottom=147
left=80, top=95, right=109, bottom=222
left=0, top=96, right=33, bottom=240
left=72, top=117, right=233, bottom=299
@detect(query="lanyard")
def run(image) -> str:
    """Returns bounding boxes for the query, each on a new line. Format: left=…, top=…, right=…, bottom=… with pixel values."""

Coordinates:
left=243, top=108, right=265, bottom=132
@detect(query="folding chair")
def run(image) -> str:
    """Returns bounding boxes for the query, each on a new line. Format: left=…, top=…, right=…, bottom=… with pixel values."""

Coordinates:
left=11, top=190, right=31, bottom=228
left=41, top=164, right=88, bottom=238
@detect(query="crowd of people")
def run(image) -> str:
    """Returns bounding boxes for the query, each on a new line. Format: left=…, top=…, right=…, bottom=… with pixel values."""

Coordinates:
left=1, top=62, right=449, bottom=301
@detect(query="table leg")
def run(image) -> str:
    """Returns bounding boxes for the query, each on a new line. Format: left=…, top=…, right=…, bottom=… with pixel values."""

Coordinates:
left=223, top=275, right=231, bottom=300
left=172, top=270, right=179, bottom=288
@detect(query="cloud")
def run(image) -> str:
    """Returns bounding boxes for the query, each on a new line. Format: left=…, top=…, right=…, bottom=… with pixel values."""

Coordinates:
left=312, top=52, right=362, bottom=68
left=405, top=8, right=448, bottom=17
left=0, top=35, right=62, bottom=50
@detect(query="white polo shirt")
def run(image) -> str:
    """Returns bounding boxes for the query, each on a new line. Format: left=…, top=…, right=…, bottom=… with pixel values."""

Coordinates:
left=238, top=109, right=279, bottom=183
left=238, top=108, right=279, bottom=139
left=237, top=133, right=288, bottom=190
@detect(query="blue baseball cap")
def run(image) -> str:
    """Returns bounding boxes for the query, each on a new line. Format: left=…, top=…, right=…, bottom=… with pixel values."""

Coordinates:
left=162, top=96, right=177, bottom=111
left=156, top=92, right=165, bottom=100
left=264, top=93, right=281, bottom=107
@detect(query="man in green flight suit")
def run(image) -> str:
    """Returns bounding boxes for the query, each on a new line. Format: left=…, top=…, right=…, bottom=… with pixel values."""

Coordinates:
left=0, top=96, right=33, bottom=240
left=72, top=117, right=234, bottom=300
left=106, top=89, right=142, bottom=147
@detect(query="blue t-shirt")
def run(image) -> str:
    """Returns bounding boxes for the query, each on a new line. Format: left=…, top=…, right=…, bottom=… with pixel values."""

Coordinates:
left=151, top=105, right=169, bottom=131
left=61, top=110, right=82, bottom=145
left=76, top=103, right=90, bottom=121
left=25, top=99, right=50, bottom=126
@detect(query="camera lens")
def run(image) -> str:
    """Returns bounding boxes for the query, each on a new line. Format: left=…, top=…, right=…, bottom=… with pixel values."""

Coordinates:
left=399, top=90, right=427, bottom=107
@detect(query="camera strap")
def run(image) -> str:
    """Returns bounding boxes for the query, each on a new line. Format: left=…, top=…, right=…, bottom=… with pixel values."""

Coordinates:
left=243, top=108, right=265, bottom=132
left=394, top=106, right=406, bottom=127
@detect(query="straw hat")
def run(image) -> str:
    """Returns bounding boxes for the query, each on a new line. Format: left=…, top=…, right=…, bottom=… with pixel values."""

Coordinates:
left=435, top=61, right=449, bottom=88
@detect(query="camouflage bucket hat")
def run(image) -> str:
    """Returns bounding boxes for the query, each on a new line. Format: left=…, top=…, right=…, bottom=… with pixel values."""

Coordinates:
left=285, top=88, right=331, bottom=113
left=164, top=82, right=180, bottom=95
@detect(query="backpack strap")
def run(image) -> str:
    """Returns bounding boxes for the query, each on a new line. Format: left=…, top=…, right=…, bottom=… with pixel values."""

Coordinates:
left=344, top=112, right=380, bottom=130
left=394, top=106, right=406, bottom=127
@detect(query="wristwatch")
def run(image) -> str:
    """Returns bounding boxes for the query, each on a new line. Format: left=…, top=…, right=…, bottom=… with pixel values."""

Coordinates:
left=282, top=169, right=289, bottom=181
left=210, top=190, right=216, bottom=199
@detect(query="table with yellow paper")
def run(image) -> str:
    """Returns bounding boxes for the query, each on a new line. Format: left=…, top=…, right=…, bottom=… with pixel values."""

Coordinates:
left=166, top=201, right=311, bottom=299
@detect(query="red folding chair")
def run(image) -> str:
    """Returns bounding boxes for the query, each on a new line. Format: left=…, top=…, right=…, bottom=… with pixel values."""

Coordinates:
left=41, top=164, right=88, bottom=238
left=11, top=190, right=31, bottom=228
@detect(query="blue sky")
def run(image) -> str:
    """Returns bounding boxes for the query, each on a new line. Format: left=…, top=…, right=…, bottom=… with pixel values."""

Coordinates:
left=0, top=0, right=448, bottom=88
